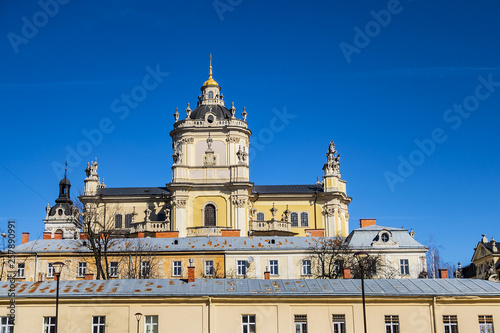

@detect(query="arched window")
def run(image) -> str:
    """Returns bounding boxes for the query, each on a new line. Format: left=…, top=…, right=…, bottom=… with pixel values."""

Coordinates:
left=204, top=204, right=216, bottom=226
left=125, top=214, right=132, bottom=228
left=115, top=214, right=123, bottom=228
left=300, top=212, right=309, bottom=227
left=291, top=212, right=298, bottom=227
left=256, top=212, right=265, bottom=221
left=208, top=91, right=214, bottom=99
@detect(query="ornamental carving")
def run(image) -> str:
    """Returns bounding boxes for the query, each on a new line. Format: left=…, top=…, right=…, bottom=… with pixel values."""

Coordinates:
left=172, top=198, right=187, bottom=208
left=226, top=135, right=239, bottom=143
left=323, top=141, right=341, bottom=176
left=232, top=196, right=246, bottom=208
left=323, top=206, right=336, bottom=217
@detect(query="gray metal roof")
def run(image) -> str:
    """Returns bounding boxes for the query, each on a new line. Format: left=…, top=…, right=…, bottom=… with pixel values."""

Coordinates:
left=97, top=187, right=169, bottom=196
left=12, top=237, right=326, bottom=254
left=2, top=278, right=500, bottom=298
left=347, top=225, right=427, bottom=249
left=252, top=184, right=323, bottom=194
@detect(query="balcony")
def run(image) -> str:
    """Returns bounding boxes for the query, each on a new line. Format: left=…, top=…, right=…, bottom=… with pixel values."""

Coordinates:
left=186, top=226, right=232, bottom=237
left=250, top=220, right=295, bottom=236
left=133, top=221, right=171, bottom=233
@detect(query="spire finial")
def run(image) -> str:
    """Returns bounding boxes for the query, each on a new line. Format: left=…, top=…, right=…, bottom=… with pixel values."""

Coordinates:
left=64, top=161, right=68, bottom=179
left=209, top=54, right=213, bottom=78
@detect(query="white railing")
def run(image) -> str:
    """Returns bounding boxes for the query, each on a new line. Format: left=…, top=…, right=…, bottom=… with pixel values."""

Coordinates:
left=186, top=226, right=231, bottom=237
left=250, top=220, right=292, bottom=232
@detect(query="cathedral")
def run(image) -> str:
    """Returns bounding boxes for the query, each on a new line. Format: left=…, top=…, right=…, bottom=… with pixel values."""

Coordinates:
left=44, top=59, right=352, bottom=239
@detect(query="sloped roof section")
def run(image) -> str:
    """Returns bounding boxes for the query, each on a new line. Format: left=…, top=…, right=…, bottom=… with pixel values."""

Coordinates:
left=347, top=225, right=427, bottom=249
left=252, top=184, right=323, bottom=194
left=97, top=187, right=169, bottom=196
left=2, top=279, right=500, bottom=298
left=11, top=237, right=327, bottom=254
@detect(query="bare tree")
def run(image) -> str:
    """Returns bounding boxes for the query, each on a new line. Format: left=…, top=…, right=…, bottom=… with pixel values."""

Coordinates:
left=426, top=238, right=443, bottom=278
left=75, top=194, right=122, bottom=280
left=117, top=239, right=160, bottom=279
left=308, top=237, right=387, bottom=279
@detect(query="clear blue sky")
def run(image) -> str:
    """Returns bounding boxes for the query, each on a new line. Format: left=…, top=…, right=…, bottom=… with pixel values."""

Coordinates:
left=1, top=0, right=499, bottom=268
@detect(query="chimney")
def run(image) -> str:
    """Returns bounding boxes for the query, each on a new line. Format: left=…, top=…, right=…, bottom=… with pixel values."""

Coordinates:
left=343, top=268, right=351, bottom=279
left=264, top=266, right=270, bottom=280
left=188, top=266, right=195, bottom=283
left=22, top=232, right=29, bottom=244
left=43, top=232, right=52, bottom=240
left=360, top=219, right=376, bottom=228
left=438, top=268, right=448, bottom=279
left=84, top=273, right=94, bottom=280
left=138, top=232, right=145, bottom=239
left=80, top=233, right=89, bottom=240
left=54, top=232, right=63, bottom=240
left=155, top=231, right=179, bottom=238
left=305, top=229, right=325, bottom=237
left=221, top=229, right=240, bottom=237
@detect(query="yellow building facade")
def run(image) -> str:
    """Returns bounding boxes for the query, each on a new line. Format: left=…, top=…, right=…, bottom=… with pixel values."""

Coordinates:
left=72, top=61, right=351, bottom=240
left=2, top=278, right=500, bottom=333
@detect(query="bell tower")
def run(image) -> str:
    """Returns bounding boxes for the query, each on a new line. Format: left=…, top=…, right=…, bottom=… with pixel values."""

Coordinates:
left=168, top=56, right=252, bottom=236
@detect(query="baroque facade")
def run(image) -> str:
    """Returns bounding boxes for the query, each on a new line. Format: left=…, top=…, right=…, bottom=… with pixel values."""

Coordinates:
left=72, top=61, right=351, bottom=239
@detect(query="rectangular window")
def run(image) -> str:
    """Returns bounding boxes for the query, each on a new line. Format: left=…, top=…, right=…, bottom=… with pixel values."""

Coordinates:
left=109, top=262, right=118, bottom=278
left=332, top=314, right=346, bottom=333
left=0, top=317, right=14, bottom=333
left=479, top=315, right=494, bottom=333
left=43, top=317, right=56, bottom=333
left=237, top=260, right=247, bottom=276
left=205, top=260, right=214, bottom=276
left=92, top=316, right=106, bottom=333
left=173, top=261, right=181, bottom=276
left=400, top=259, right=409, bottom=275
left=443, top=315, right=459, bottom=333
left=242, top=314, right=256, bottom=333
left=301, top=260, right=312, bottom=276
left=145, top=315, right=158, bottom=333
left=141, top=261, right=150, bottom=278
left=17, top=263, right=25, bottom=278
left=385, top=315, right=400, bottom=333
left=48, top=263, right=54, bottom=278
left=294, top=315, right=307, bottom=333
left=269, top=260, right=279, bottom=276
left=78, top=262, right=87, bottom=277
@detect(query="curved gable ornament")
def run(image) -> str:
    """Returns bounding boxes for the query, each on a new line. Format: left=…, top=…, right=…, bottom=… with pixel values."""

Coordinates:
left=371, top=229, right=399, bottom=248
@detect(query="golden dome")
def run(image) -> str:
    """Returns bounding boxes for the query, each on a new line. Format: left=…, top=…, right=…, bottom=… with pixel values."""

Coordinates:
left=203, top=65, right=218, bottom=86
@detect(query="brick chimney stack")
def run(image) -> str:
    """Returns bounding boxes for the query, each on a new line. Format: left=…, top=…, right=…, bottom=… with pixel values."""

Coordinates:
left=360, top=219, right=376, bottom=228
left=188, top=266, right=195, bottom=283
left=22, top=232, right=29, bottom=244
left=438, top=268, right=449, bottom=279
left=343, top=268, right=351, bottom=279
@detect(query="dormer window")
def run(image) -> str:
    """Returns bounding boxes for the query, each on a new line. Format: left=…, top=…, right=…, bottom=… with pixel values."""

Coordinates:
left=208, top=91, right=214, bottom=99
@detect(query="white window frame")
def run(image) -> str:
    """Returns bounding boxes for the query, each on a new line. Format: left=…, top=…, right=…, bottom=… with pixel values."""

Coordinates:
left=173, top=261, right=182, bottom=277
left=92, top=316, right=106, bottom=333
left=237, top=260, right=247, bottom=276
left=0, top=317, right=14, bottom=333
left=43, top=316, right=56, bottom=333
left=291, top=212, right=298, bottom=227
left=332, top=314, right=346, bottom=333
left=78, top=262, right=87, bottom=277
left=294, top=315, right=307, bottom=333
left=47, top=263, right=54, bottom=278
left=479, top=315, right=494, bottom=333
left=17, top=262, right=25, bottom=278
left=242, top=314, right=256, bottom=333
left=443, top=315, right=459, bottom=333
left=400, top=259, right=409, bottom=275
left=141, top=261, right=150, bottom=278
left=145, top=315, right=158, bottom=333
left=109, top=262, right=118, bottom=278
left=301, top=259, right=312, bottom=276
left=205, top=260, right=214, bottom=276
left=300, top=212, right=309, bottom=227
left=269, top=260, right=279, bottom=276
left=385, top=315, right=400, bottom=333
